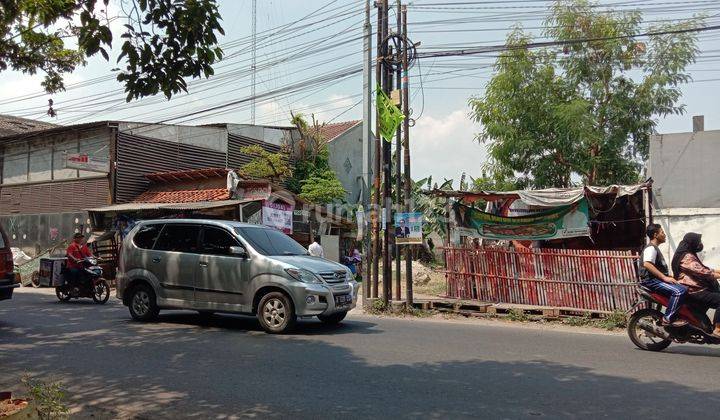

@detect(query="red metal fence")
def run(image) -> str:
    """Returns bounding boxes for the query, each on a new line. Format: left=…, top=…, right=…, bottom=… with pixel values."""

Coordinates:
left=444, top=246, right=640, bottom=313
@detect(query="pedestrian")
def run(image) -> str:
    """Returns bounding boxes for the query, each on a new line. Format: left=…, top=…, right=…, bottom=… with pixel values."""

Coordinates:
left=308, top=239, right=324, bottom=258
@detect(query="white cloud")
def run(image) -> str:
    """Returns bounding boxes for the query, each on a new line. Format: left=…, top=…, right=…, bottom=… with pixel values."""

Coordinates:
left=410, top=108, right=488, bottom=185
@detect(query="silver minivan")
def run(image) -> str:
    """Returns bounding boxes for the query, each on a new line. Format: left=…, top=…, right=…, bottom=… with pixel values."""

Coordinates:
left=116, top=219, right=358, bottom=333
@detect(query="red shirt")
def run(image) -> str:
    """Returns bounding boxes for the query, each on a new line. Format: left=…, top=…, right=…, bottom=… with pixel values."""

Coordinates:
left=66, top=242, right=92, bottom=270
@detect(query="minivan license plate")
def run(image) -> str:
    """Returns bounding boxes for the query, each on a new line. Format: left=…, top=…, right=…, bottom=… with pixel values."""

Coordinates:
left=335, top=294, right=351, bottom=307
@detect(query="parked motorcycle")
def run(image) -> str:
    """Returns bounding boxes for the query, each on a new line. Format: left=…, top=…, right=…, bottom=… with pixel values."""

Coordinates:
left=55, top=257, right=110, bottom=304
left=627, top=285, right=720, bottom=351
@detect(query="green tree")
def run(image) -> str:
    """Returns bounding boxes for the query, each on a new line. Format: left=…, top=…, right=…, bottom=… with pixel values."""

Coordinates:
left=299, top=170, right=347, bottom=204
left=239, top=145, right=292, bottom=182
left=0, top=0, right=224, bottom=100
left=286, top=112, right=347, bottom=204
left=469, top=0, right=702, bottom=188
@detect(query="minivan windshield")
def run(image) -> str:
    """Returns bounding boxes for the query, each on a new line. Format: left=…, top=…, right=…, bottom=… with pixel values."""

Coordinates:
left=235, top=227, right=309, bottom=256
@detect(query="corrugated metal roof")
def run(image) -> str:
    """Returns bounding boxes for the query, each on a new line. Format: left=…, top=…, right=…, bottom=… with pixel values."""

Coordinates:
left=87, top=199, right=254, bottom=213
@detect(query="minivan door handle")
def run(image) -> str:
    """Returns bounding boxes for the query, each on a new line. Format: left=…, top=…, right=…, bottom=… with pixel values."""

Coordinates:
left=152, top=257, right=161, bottom=263
left=199, top=261, right=208, bottom=267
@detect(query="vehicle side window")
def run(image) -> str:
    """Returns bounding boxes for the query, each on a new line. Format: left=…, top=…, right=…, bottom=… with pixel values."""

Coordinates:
left=133, top=224, right=162, bottom=249
left=154, top=224, right=201, bottom=253
left=201, top=227, right=240, bottom=256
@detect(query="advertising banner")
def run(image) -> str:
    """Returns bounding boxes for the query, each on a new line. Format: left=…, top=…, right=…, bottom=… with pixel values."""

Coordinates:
left=394, top=212, right=423, bottom=245
left=262, top=201, right=293, bottom=234
left=65, top=153, right=109, bottom=173
left=455, top=199, right=590, bottom=241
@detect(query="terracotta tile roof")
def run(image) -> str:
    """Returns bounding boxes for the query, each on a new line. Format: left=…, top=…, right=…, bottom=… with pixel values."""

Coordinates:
left=317, top=120, right=361, bottom=142
left=133, top=188, right=231, bottom=203
left=0, top=114, right=58, bottom=137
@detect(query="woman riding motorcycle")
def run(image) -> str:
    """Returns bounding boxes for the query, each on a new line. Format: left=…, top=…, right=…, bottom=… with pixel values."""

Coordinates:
left=671, top=232, right=720, bottom=338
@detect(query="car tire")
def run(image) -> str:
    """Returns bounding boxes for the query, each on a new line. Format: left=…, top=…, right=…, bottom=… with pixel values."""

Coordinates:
left=318, top=311, right=348, bottom=325
left=128, top=284, right=159, bottom=322
left=257, top=291, right=296, bottom=334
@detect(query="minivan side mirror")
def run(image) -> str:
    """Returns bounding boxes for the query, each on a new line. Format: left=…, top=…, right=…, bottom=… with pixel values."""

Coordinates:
left=229, top=246, right=248, bottom=258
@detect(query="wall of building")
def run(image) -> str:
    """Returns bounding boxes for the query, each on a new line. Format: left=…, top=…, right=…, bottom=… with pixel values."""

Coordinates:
left=227, top=124, right=297, bottom=147
left=326, top=124, right=365, bottom=205
left=654, top=208, right=720, bottom=269
left=118, top=122, right=227, bottom=154
left=0, top=211, right=92, bottom=257
left=1, top=126, right=110, bottom=185
left=649, top=129, right=720, bottom=208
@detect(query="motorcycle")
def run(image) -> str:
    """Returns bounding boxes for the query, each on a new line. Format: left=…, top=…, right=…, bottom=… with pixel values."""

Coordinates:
left=55, top=257, right=110, bottom=304
left=627, top=285, right=720, bottom=351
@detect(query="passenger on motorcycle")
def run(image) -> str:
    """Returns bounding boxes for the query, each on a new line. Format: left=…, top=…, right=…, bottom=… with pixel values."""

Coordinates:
left=639, top=224, right=688, bottom=327
left=66, top=232, right=94, bottom=288
left=671, top=232, right=720, bottom=338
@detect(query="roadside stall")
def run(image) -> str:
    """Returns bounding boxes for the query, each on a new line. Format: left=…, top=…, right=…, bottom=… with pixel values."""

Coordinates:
left=427, top=183, right=652, bottom=314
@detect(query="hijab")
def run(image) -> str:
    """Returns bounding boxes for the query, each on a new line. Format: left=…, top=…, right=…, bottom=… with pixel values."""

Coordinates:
left=671, top=232, right=704, bottom=279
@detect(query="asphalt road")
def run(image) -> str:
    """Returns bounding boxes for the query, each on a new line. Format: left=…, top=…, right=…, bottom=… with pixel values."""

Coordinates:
left=3, top=288, right=720, bottom=419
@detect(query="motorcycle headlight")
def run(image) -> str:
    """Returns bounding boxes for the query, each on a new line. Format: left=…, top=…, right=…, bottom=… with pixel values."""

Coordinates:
left=285, top=268, right=322, bottom=284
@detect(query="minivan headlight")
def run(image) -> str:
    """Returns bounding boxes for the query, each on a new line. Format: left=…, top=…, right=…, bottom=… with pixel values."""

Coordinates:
left=285, top=268, right=322, bottom=284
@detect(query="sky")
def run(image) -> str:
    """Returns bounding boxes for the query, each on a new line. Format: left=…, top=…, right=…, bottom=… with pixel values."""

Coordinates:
left=1, top=0, right=719, bottom=185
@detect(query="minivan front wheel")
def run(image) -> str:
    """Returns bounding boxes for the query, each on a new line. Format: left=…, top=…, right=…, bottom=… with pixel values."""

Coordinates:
left=128, top=284, right=159, bottom=322
left=258, top=292, right=296, bottom=334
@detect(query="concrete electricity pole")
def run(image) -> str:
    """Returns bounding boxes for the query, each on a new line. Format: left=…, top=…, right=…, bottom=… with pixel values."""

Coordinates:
left=401, top=5, right=413, bottom=305
left=362, top=0, right=373, bottom=300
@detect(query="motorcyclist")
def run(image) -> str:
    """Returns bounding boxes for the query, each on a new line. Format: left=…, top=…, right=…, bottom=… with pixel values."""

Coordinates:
left=671, top=232, right=720, bottom=338
left=639, top=224, right=688, bottom=327
left=66, top=232, right=94, bottom=289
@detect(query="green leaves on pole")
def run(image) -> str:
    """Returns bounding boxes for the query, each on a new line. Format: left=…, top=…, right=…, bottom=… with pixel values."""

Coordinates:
left=376, top=84, right=404, bottom=142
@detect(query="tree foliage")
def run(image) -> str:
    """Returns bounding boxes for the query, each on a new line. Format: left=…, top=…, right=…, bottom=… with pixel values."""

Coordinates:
left=469, top=0, right=702, bottom=188
left=238, top=145, right=292, bottom=182
left=299, top=170, right=347, bottom=204
left=286, top=112, right=347, bottom=204
left=0, top=0, right=224, bottom=100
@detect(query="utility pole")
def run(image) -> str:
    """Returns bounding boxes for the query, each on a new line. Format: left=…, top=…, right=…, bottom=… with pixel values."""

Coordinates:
left=362, top=0, right=373, bottom=300
left=401, top=5, right=413, bottom=306
left=381, top=1, right=392, bottom=306
left=251, top=0, right=257, bottom=125
left=372, top=0, right=385, bottom=300
left=394, top=0, right=403, bottom=302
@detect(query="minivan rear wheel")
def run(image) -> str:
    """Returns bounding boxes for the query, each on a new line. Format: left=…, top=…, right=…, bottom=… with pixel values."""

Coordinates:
left=128, top=284, right=159, bottom=322
left=318, top=311, right=347, bottom=325
left=257, top=291, right=296, bottom=334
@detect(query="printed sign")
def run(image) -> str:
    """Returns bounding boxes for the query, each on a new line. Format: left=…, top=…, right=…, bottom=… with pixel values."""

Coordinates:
left=454, top=199, right=590, bottom=241
left=394, top=212, right=423, bottom=245
left=262, top=201, right=293, bottom=234
left=65, top=153, right=109, bottom=173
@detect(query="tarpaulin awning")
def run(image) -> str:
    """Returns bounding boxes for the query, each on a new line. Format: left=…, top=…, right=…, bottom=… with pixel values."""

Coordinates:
left=428, top=183, right=649, bottom=207
left=87, top=199, right=254, bottom=213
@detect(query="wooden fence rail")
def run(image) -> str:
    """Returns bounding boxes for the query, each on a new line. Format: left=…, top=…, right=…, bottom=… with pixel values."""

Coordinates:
left=443, top=246, right=640, bottom=313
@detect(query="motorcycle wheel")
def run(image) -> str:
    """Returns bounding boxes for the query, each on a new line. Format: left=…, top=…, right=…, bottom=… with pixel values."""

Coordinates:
left=92, top=280, right=110, bottom=304
left=56, top=287, right=71, bottom=302
left=627, top=308, right=672, bottom=352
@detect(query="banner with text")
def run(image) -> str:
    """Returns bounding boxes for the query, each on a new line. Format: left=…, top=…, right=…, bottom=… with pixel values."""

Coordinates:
left=262, top=201, right=294, bottom=234
left=394, top=212, right=424, bottom=245
left=454, top=199, right=590, bottom=241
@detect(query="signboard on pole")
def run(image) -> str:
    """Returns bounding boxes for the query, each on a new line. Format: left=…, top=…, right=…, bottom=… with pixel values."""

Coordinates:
left=65, top=153, right=109, bottom=173
left=394, top=212, right=423, bottom=245
left=262, top=201, right=293, bottom=234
